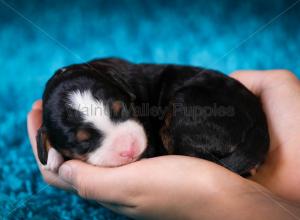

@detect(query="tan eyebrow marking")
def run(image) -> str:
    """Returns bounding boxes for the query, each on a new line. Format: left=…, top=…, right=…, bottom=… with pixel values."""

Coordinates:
left=112, top=100, right=123, bottom=114
left=76, top=129, right=91, bottom=142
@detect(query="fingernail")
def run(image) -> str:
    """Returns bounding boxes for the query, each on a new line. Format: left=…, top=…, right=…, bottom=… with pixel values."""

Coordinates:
left=59, top=164, right=72, bottom=183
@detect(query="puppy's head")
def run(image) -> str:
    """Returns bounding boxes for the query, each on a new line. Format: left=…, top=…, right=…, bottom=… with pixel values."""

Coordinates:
left=37, top=62, right=147, bottom=167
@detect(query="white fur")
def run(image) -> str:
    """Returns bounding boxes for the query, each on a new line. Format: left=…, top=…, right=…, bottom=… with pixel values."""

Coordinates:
left=44, top=148, right=64, bottom=172
left=68, top=90, right=114, bottom=133
left=68, top=90, right=147, bottom=167
left=87, top=119, right=147, bottom=166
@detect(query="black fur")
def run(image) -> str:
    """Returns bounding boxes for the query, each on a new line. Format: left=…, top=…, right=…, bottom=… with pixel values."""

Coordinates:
left=158, top=67, right=269, bottom=174
left=38, top=58, right=269, bottom=175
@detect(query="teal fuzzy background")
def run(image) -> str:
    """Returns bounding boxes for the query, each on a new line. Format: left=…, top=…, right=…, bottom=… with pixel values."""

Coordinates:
left=0, top=0, right=299, bottom=219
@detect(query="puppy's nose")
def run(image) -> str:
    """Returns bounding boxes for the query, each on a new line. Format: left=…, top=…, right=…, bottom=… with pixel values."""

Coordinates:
left=119, top=141, right=138, bottom=159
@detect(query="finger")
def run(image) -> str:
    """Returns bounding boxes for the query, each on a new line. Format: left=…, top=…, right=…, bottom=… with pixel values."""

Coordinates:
left=27, top=107, right=73, bottom=190
left=40, top=168, right=75, bottom=192
left=230, top=70, right=266, bottom=95
left=230, top=69, right=299, bottom=96
left=27, top=109, right=43, bottom=161
left=58, top=160, right=137, bottom=205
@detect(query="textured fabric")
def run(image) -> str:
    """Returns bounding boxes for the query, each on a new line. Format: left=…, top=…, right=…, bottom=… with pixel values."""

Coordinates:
left=0, top=0, right=299, bottom=219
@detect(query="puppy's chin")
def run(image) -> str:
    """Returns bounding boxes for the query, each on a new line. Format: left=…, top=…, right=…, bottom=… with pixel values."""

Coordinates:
left=87, top=132, right=147, bottom=167
left=86, top=145, right=145, bottom=167
left=88, top=155, right=141, bottom=167
left=85, top=143, right=146, bottom=166
left=86, top=119, right=148, bottom=167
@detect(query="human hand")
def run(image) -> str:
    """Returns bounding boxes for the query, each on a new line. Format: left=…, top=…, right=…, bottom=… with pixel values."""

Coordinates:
left=27, top=70, right=300, bottom=219
left=231, top=70, right=300, bottom=202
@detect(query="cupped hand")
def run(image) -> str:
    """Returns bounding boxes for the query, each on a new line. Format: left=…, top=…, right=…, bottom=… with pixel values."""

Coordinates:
left=27, top=70, right=300, bottom=219
left=231, top=70, right=300, bottom=202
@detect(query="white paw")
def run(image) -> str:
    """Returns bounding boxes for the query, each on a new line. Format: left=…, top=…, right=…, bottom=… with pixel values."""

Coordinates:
left=44, top=148, right=64, bottom=172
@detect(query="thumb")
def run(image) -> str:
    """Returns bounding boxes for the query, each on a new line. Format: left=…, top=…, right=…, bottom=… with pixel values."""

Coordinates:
left=230, top=70, right=267, bottom=96
left=58, top=160, right=132, bottom=204
left=231, top=70, right=298, bottom=96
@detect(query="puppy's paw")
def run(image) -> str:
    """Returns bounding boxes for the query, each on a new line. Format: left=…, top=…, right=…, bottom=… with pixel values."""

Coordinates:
left=44, top=148, right=64, bottom=172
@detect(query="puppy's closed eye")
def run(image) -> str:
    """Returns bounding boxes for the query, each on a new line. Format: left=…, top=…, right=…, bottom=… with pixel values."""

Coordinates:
left=76, top=129, right=91, bottom=142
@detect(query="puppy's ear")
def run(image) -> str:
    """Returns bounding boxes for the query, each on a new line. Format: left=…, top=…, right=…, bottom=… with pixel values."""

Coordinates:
left=36, top=127, right=51, bottom=165
left=89, top=59, right=136, bottom=102
left=109, top=73, right=136, bottom=102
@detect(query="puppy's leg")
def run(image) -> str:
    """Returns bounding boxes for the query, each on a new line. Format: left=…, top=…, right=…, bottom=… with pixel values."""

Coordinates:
left=44, top=148, right=64, bottom=172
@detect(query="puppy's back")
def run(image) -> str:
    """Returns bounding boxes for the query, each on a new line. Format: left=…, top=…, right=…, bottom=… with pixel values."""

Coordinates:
left=160, top=67, right=269, bottom=175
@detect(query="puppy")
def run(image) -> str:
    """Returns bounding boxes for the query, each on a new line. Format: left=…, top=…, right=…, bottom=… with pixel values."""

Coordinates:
left=37, top=58, right=269, bottom=176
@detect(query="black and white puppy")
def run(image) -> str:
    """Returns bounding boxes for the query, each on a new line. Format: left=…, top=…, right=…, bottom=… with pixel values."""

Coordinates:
left=37, top=58, right=269, bottom=175
left=37, top=58, right=156, bottom=170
